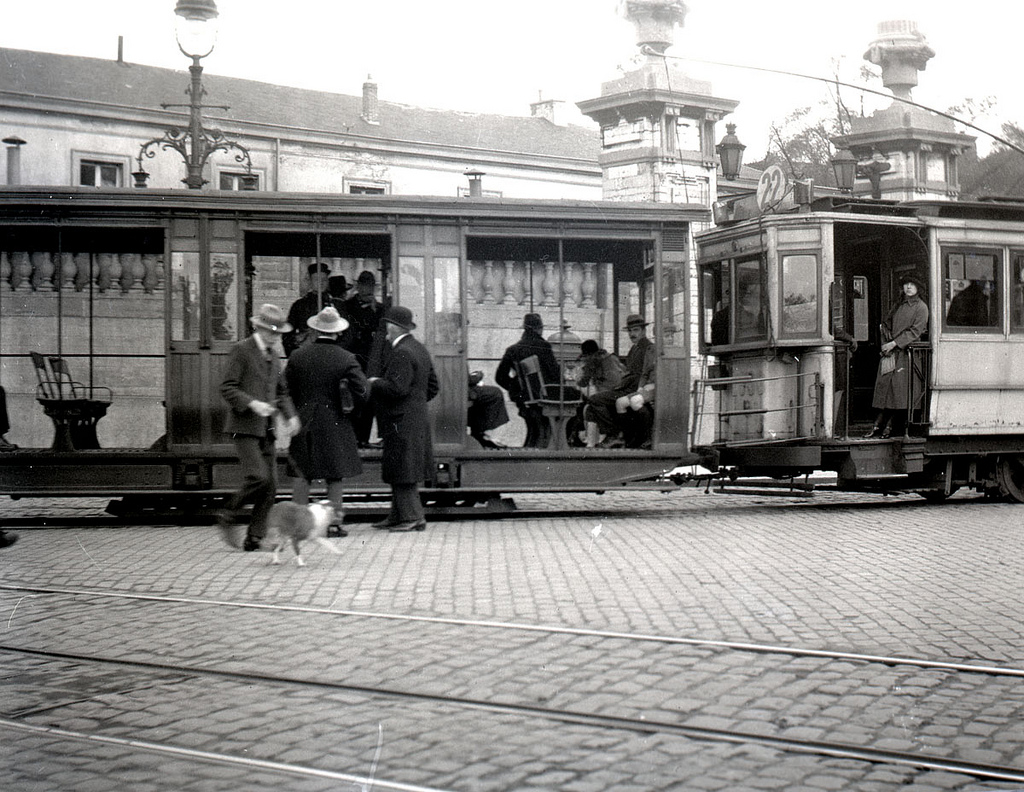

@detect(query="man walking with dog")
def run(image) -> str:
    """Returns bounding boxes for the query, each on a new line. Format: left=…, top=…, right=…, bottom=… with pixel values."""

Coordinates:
left=219, top=303, right=299, bottom=551
left=284, top=305, right=368, bottom=537
left=367, top=306, right=438, bottom=532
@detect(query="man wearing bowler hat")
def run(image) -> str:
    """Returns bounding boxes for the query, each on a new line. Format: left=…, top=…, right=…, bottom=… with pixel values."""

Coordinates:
left=367, top=306, right=439, bottom=532
left=219, top=303, right=299, bottom=551
left=344, top=270, right=385, bottom=445
left=584, top=313, right=655, bottom=448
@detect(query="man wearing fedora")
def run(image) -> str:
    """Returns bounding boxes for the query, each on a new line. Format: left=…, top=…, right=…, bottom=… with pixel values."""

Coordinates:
left=219, top=303, right=299, bottom=551
left=584, top=314, right=655, bottom=449
left=285, top=305, right=368, bottom=536
left=494, top=313, right=561, bottom=448
left=367, top=306, right=439, bottom=532
left=283, top=262, right=348, bottom=357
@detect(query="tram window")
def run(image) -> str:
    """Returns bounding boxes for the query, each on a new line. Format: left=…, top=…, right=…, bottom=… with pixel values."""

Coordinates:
left=1013, top=252, right=1024, bottom=333
left=171, top=253, right=201, bottom=341
left=703, top=262, right=731, bottom=346
left=210, top=254, right=238, bottom=341
left=943, top=249, right=1001, bottom=331
left=780, top=254, right=819, bottom=337
left=735, top=259, right=765, bottom=341
left=433, top=256, right=461, bottom=346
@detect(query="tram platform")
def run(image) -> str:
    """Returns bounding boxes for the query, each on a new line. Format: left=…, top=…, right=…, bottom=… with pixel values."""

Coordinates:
left=1, top=489, right=1022, bottom=791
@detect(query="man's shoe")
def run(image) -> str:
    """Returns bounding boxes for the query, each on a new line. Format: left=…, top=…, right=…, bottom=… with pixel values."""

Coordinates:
left=0, top=531, right=19, bottom=549
left=0, top=436, right=18, bottom=451
left=388, top=520, right=426, bottom=533
left=597, top=436, right=624, bottom=449
left=372, top=518, right=399, bottom=530
left=242, top=536, right=261, bottom=552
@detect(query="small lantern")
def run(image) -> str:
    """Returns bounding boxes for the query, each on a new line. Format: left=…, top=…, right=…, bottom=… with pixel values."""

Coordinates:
left=174, top=0, right=219, bottom=59
left=547, top=322, right=583, bottom=382
left=716, top=124, right=745, bottom=181
left=831, top=148, right=857, bottom=193
left=240, top=173, right=259, bottom=191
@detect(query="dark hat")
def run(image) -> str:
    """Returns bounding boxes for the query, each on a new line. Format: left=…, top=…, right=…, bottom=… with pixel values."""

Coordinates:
left=308, top=262, right=330, bottom=276
left=384, top=305, right=416, bottom=331
left=579, top=339, right=600, bottom=357
left=307, top=306, right=349, bottom=334
left=523, top=313, right=544, bottom=331
left=357, top=270, right=377, bottom=285
left=624, top=314, right=648, bottom=329
left=328, top=275, right=350, bottom=296
left=900, top=275, right=925, bottom=293
left=250, top=303, right=292, bottom=334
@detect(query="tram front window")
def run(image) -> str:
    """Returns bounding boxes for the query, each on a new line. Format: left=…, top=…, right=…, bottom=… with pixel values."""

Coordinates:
left=943, top=248, right=1001, bottom=331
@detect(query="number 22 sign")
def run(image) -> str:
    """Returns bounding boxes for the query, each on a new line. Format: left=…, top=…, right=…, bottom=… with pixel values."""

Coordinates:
left=756, top=165, right=788, bottom=213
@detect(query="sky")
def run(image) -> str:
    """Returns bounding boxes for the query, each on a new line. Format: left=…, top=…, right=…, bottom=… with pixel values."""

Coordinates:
left=2, top=1, right=1022, bottom=157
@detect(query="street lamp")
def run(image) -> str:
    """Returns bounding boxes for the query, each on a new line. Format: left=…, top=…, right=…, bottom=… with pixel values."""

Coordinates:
left=716, top=124, right=745, bottom=181
left=831, top=148, right=857, bottom=193
left=133, top=0, right=255, bottom=189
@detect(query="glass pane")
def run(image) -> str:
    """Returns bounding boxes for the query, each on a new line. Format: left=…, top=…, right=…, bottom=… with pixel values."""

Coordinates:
left=432, top=256, right=461, bottom=346
left=661, top=259, right=686, bottom=349
left=945, top=250, right=999, bottom=329
left=100, top=164, right=119, bottom=187
left=735, top=259, right=764, bottom=341
left=79, top=163, right=95, bottom=186
left=1012, top=252, right=1024, bottom=333
left=398, top=255, right=426, bottom=327
left=171, top=252, right=201, bottom=341
left=780, top=254, right=818, bottom=336
left=210, top=253, right=238, bottom=341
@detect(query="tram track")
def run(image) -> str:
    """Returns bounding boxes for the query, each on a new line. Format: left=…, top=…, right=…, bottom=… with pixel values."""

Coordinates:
left=3, top=641, right=1024, bottom=785
left=1, top=582, right=1020, bottom=679
left=3, top=582, right=1024, bottom=786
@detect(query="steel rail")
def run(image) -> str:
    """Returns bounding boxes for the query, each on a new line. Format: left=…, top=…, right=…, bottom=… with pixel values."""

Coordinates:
left=3, top=643, right=1024, bottom=785
left=2, top=582, right=1022, bottom=679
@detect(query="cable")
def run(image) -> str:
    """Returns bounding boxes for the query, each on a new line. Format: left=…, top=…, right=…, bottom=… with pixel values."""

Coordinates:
left=644, top=48, right=1024, bottom=158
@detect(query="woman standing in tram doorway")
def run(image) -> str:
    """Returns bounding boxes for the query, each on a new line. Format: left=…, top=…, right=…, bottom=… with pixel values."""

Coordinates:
left=865, top=276, right=929, bottom=438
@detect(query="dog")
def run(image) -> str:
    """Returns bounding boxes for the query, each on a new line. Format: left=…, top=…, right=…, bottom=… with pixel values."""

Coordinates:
left=264, top=500, right=342, bottom=566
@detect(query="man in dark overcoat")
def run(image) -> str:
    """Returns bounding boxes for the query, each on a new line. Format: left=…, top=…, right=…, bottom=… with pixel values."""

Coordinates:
left=285, top=305, right=368, bottom=536
left=494, top=313, right=561, bottom=448
left=585, top=314, right=655, bottom=448
left=283, top=262, right=347, bottom=356
left=219, top=303, right=299, bottom=551
left=368, top=306, right=439, bottom=532
left=343, top=270, right=385, bottom=445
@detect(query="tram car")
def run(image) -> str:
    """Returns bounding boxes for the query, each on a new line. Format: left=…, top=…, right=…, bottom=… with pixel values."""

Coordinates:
left=693, top=195, right=1024, bottom=502
left=0, top=187, right=704, bottom=509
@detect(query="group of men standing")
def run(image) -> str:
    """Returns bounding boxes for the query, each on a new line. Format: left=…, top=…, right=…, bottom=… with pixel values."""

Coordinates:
left=218, top=262, right=438, bottom=551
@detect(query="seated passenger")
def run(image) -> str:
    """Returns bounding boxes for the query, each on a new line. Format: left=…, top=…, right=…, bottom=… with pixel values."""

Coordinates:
left=468, top=370, right=509, bottom=449
left=946, top=280, right=992, bottom=327
left=494, top=313, right=560, bottom=449
left=576, top=339, right=626, bottom=447
left=585, top=315, right=655, bottom=449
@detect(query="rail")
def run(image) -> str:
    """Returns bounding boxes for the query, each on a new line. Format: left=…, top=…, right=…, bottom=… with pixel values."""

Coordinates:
left=692, top=369, right=824, bottom=446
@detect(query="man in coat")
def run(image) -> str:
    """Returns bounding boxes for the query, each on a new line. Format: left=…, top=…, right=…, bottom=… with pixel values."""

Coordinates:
left=283, top=262, right=346, bottom=356
left=584, top=314, right=655, bottom=448
left=368, top=306, right=439, bottom=532
left=494, top=313, right=561, bottom=448
left=219, top=303, right=299, bottom=551
left=285, top=305, right=368, bottom=537
left=343, top=270, right=385, bottom=446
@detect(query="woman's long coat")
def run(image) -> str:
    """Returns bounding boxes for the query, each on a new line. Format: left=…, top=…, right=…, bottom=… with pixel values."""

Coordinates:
left=371, top=334, right=439, bottom=484
left=285, top=338, right=368, bottom=480
left=872, top=295, right=929, bottom=410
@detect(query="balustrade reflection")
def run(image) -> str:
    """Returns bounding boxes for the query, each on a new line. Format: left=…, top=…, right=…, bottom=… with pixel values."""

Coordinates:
left=0, top=251, right=165, bottom=293
left=466, top=260, right=605, bottom=308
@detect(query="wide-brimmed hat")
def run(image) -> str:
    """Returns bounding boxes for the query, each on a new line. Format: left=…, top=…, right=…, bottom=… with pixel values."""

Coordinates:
left=307, top=305, right=349, bottom=334
left=624, top=314, right=648, bottom=329
left=357, top=270, right=376, bottom=285
left=900, top=275, right=926, bottom=294
left=384, top=305, right=416, bottom=331
left=251, top=303, right=292, bottom=333
left=523, top=313, right=544, bottom=331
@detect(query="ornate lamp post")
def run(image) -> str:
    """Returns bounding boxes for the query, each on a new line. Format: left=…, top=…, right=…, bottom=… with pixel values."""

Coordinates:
left=716, top=124, right=745, bottom=181
left=133, top=0, right=255, bottom=189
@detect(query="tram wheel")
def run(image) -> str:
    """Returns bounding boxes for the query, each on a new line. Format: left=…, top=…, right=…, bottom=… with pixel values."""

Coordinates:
left=995, top=455, right=1024, bottom=503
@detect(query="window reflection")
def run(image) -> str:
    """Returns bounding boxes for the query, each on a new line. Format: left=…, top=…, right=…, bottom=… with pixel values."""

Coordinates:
left=780, top=254, right=817, bottom=336
left=171, top=252, right=200, bottom=341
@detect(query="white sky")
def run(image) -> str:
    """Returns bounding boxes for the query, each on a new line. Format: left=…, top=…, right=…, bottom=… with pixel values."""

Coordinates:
left=2, top=1, right=1021, bottom=157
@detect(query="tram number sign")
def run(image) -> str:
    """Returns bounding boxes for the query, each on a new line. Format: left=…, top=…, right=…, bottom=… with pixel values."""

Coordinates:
left=756, top=165, right=788, bottom=212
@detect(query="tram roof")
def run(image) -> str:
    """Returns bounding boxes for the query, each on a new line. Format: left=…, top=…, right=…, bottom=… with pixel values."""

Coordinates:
left=0, top=186, right=710, bottom=226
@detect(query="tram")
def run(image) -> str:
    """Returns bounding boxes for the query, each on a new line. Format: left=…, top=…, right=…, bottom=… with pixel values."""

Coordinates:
left=693, top=195, right=1024, bottom=502
left=0, top=187, right=705, bottom=507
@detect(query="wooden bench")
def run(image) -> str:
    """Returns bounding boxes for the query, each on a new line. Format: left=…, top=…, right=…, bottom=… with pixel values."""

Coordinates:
left=31, top=352, right=112, bottom=451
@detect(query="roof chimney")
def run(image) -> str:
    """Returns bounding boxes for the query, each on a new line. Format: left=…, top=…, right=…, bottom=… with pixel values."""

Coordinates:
left=530, top=96, right=568, bottom=126
left=361, top=75, right=379, bottom=125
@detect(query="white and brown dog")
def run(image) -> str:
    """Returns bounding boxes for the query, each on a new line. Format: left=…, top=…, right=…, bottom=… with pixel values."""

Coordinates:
left=264, top=501, right=342, bottom=566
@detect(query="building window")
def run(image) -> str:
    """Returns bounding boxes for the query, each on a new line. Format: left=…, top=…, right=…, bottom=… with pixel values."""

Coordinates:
left=344, top=178, right=389, bottom=195
left=219, top=171, right=260, bottom=191
left=79, top=160, right=122, bottom=187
